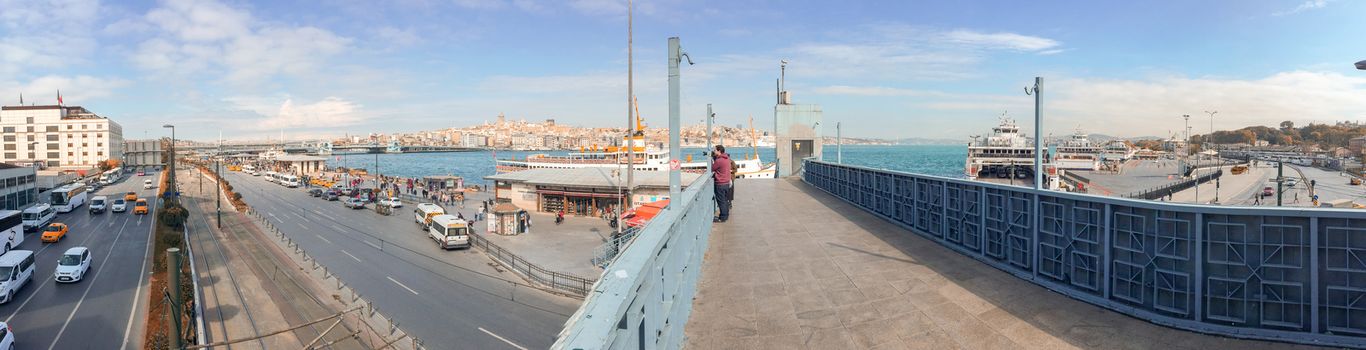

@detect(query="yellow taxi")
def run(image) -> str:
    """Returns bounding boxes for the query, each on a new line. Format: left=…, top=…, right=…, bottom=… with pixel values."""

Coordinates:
left=133, top=199, right=149, bottom=215
left=42, top=223, right=68, bottom=243
left=125, top=192, right=138, bottom=201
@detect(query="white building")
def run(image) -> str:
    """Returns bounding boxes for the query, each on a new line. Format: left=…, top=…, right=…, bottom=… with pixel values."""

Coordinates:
left=123, top=139, right=165, bottom=170
left=0, top=105, right=123, bottom=169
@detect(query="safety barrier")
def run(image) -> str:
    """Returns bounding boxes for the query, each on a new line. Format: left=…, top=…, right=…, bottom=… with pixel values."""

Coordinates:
left=553, top=174, right=716, bottom=350
left=467, top=231, right=595, bottom=297
left=803, top=158, right=1366, bottom=348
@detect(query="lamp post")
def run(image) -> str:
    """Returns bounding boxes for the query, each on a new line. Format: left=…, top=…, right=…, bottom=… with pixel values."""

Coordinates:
left=1182, top=114, right=1196, bottom=203
left=163, top=124, right=176, bottom=204
left=1205, top=110, right=1218, bottom=203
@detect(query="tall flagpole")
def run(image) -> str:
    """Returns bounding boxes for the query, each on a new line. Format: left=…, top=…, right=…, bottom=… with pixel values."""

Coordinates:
left=625, top=0, right=634, bottom=207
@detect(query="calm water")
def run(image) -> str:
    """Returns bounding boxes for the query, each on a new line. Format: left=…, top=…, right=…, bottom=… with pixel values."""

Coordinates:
left=325, top=145, right=966, bottom=184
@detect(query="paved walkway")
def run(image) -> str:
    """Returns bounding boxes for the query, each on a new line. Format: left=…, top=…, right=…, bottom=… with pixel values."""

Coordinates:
left=684, top=178, right=1312, bottom=350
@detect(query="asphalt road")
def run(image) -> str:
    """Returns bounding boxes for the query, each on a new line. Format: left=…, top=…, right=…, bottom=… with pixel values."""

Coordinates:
left=1291, top=165, right=1366, bottom=206
left=0, top=171, right=159, bottom=350
left=220, top=170, right=578, bottom=350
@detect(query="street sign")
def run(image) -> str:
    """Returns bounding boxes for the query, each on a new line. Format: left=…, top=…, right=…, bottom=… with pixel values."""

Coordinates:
left=669, top=159, right=681, bottom=171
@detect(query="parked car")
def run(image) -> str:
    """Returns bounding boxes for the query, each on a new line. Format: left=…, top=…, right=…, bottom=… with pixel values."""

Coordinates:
left=378, top=197, right=403, bottom=208
left=55, top=247, right=92, bottom=283
left=42, top=223, right=69, bottom=243
left=343, top=197, right=366, bottom=209
left=308, top=188, right=323, bottom=197
left=323, top=191, right=340, bottom=201
left=1262, top=186, right=1275, bottom=196
left=111, top=198, right=128, bottom=213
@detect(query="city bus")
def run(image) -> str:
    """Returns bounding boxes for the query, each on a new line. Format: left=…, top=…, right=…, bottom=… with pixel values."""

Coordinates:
left=0, top=210, right=25, bottom=254
left=100, top=167, right=123, bottom=185
left=50, top=183, right=89, bottom=213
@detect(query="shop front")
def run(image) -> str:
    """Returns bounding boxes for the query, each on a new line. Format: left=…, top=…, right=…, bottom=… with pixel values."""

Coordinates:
left=536, top=186, right=623, bottom=217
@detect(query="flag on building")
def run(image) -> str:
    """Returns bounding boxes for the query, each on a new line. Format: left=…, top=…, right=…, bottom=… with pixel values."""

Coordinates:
left=57, top=89, right=63, bottom=105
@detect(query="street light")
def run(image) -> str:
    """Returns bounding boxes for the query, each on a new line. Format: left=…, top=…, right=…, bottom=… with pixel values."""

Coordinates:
left=164, top=124, right=176, bottom=204
left=1205, top=110, right=1218, bottom=203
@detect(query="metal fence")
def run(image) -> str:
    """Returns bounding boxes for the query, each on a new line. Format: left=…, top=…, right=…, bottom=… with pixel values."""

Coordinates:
left=1126, top=169, right=1223, bottom=200
left=590, top=226, right=643, bottom=268
left=803, top=158, right=1366, bottom=348
left=553, top=174, right=716, bottom=350
left=467, top=231, right=595, bottom=297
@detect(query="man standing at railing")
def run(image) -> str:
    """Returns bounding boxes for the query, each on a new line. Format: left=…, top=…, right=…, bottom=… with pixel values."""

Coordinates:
left=712, top=145, right=733, bottom=223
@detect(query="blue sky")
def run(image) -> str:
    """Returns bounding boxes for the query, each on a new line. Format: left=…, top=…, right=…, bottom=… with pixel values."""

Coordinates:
left=2, top=0, right=1365, bottom=141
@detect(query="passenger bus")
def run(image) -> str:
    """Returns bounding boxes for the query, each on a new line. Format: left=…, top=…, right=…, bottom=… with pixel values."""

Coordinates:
left=100, top=167, right=123, bottom=185
left=279, top=174, right=300, bottom=188
left=50, top=183, right=88, bottom=213
left=0, top=210, right=24, bottom=254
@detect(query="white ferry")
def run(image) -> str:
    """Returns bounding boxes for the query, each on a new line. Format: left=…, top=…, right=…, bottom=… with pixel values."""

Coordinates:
left=496, top=116, right=775, bottom=179
left=964, top=114, right=1061, bottom=189
left=1051, top=129, right=1102, bottom=170
left=1100, top=140, right=1134, bottom=163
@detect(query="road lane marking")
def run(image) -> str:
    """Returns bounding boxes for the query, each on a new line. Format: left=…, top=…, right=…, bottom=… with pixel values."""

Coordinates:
left=478, top=327, right=528, bottom=350
left=363, top=240, right=381, bottom=250
left=297, top=222, right=307, bottom=230
left=48, top=216, right=131, bottom=350
left=341, top=249, right=362, bottom=263
left=387, top=276, right=419, bottom=295
left=292, top=212, right=306, bottom=220
left=315, top=234, right=333, bottom=244
left=122, top=214, right=151, bottom=350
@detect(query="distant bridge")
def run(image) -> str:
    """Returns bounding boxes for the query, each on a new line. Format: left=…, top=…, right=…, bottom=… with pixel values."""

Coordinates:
left=183, top=140, right=484, bottom=155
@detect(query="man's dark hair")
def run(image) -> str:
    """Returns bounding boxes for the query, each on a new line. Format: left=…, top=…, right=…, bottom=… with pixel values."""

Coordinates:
left=715, top=145, right=725, bottom=153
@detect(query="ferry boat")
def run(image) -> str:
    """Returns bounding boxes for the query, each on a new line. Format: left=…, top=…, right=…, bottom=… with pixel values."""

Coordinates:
left=1051, top=129, right=1102, bottom=170
left=1100, top=140, right=1134, bottom=163
left=964, top=113, right=1061, bottom=189
left=495, top=113, right=775, bottom=178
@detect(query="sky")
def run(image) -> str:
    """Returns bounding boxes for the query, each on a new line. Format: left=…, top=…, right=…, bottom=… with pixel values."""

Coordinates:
left=2, top=0, right=1365, bottom=142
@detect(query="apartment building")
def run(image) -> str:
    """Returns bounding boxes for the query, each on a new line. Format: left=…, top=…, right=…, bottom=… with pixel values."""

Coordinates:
left=0, top=105, right=123, bottom=169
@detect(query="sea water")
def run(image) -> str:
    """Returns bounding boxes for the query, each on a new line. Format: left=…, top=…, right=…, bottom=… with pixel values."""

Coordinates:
left=323, top=145, right=966, bottom=184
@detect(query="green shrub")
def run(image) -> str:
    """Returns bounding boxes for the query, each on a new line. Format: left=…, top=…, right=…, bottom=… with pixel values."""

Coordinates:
left=158, top=205, right=189, bottom=229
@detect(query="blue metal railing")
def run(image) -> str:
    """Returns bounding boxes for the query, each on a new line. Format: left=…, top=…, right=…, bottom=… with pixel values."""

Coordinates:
left=803, top=158, right=1366, bottom=347
left=553, top=174, right=716, bottom=350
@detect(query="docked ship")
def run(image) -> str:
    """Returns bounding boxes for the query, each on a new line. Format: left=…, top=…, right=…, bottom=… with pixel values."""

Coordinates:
left=1051, top=129, right=1102, bottom=170
left=964, top=114, right=1061, bottom=189
left=496, top=113, right=775, bottom=179
left=1100, top=140, right=1134, bottom=163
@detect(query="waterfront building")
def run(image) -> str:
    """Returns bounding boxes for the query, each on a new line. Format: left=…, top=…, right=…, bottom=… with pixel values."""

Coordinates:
left=0, top=104, right=123, bottom=169
left=485, top=168, right=698, bottom=217
left=122, top=139, right=165, bottom=170
left=0, top=163, right=38, bottom=210
left=270, top=154, right=326, bottom=175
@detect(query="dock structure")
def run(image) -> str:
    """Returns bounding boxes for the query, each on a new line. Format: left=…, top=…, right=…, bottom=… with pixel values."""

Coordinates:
left=553, top=158, right=1366, bottom=349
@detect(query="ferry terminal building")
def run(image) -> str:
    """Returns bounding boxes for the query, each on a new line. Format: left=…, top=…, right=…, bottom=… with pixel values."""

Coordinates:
left=485, top=168, right=699, bottom=217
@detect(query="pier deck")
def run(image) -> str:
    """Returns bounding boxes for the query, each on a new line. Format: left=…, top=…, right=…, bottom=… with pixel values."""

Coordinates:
left=683, top=178, right=1314, bottom=349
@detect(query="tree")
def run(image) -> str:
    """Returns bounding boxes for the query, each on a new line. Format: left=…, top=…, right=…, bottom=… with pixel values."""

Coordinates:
left=1240, top=130, right=1257, bottom=144
left=1280, top=120, right=1295, bottom=130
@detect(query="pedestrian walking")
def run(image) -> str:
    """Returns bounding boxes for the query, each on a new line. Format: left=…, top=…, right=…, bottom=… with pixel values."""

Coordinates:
left=711, top=145, right=734, bottom=222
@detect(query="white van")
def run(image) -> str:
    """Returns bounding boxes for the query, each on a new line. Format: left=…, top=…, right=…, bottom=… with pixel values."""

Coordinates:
left=263, top=171, right=278, bottom=183
left=143, top=179, right=153, bottom=189
left=427, top=215, right=471, bottom=250
left=21, top=204, right=55, bottom=233
left=413, top=203, right=445, bottom=230
left=0, top=250, right=35, bottom=303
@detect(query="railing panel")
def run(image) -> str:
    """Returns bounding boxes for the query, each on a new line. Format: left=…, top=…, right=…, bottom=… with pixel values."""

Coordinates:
left=802, top=159, right=1366, bottom=348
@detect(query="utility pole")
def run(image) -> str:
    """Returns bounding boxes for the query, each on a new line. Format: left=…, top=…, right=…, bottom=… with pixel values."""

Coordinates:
left=625, top=0, right=635, bottom=209
left=167, top=248, right=183, bottom=350
left=1205, top=110, right=1218, bottom=203
left=706, top=104, right=714, bottom=171
left=1026, top=77, right=1043, bottom=191
left=667, top=37, right=685, bottom=197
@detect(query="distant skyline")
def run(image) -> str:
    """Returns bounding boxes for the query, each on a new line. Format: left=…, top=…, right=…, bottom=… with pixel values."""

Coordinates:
left=2, top=0, right=1364, bottom=141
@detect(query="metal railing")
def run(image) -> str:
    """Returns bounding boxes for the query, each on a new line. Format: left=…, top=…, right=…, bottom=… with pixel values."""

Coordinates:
left=467, top=231, right=595, bottom=297
left=553, top=174, right=716, bottom=350
left=1126, top=169, right=1223, bottom=200
left=803, top=158, right=1366, bottom=348
left=590, top=226, right=643, bottom=268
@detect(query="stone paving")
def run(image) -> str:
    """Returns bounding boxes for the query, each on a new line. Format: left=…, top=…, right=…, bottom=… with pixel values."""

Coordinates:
left=683, top=178, right=1319, bottom=350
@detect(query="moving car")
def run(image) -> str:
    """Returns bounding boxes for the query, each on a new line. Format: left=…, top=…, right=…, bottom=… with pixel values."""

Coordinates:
left=111, top=198, right=128, bottom=213
left=343, top=197, right=366, bottom=209
left=0, top=250, right=35, bottom=304
left=55, top=247, right=91, bottom=283
left=378, top=197, right=403, bottom=208
left=125, top=192, right=138, bottom=201
left=308, top=189, right=324, bottom=197
left=21, top=204, right=55, bottom=233
left=427, top=214, right=471, bottom=249
left=1262, top=186, right=1276, bottom=197
left=133, top=199, right=149, bottom=215
left=41, top=223, right=68, bottom=243
left=137, top=171, right=145, bottom=176
left=0, top=321, right=13, bottom=349
left=89, top=195, right=108, bottom=214
left=143, top=179, right=154, bottom=189
left=323, top=191, right=340, bottom=201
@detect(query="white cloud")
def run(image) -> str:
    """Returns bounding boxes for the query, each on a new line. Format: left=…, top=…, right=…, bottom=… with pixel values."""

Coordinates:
left=226, top=96, right=365, bottom=130
left=1274, top=0, right=1333, bottom=16
left=129, top=0, right=351, bottom=85
left=375, top=27, right=421, bottom=47
left=0, top=0, right=101, bottom=75
left=940, top=30, right=1061, bottom=51
left=0, top=75, right=131, bottom=106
